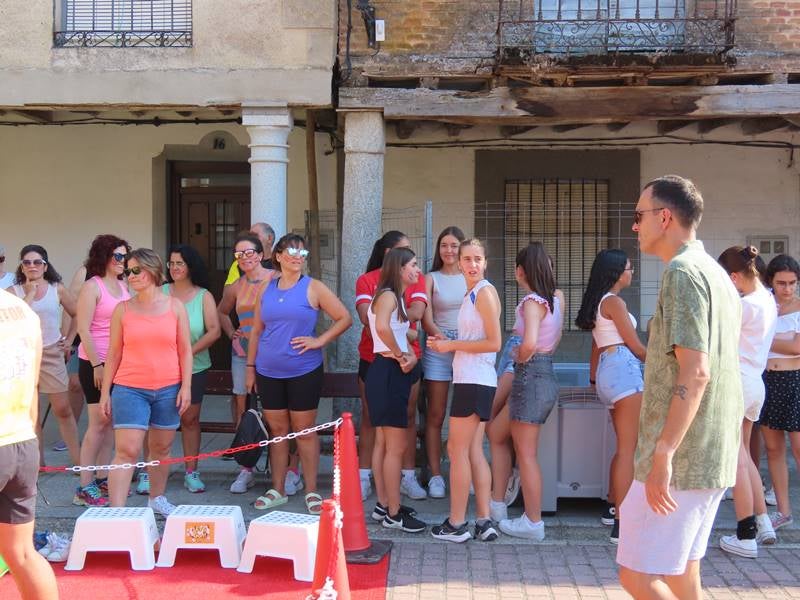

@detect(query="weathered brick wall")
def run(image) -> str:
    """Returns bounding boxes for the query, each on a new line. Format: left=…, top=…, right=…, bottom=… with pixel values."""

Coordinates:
left=337, top=0, right=800, bottom=76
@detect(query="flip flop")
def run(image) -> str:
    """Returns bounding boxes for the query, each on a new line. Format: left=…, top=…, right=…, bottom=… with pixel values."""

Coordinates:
left=305, top=492, right=323, bottom=515
left=254, top=488, right=288, bottom=510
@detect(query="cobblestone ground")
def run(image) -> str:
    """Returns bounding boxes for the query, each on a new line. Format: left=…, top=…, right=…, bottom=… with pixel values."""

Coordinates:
left=385, top=542, right=800, bottom=600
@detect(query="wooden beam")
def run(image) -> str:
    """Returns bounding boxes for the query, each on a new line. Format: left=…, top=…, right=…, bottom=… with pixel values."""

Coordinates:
left=9, top=110, right=53, bottom=123
left=551, top=123, right=591, bottom=133
left=697, top=118, right=736, bottom=134
left=394, top=120, right=419, bottom=140
left=340, top=85, right=800, bottom=124
left=606, top=122, right=630, bottom=132
left=740, top=118, right=789, bottom=135
left=305, top=110, right=322, bottom=280
left=444, top=123, right=471, bottom=137
left=657, top=120, right=694, bottom=135
left=782, top=115, right=800, bottom=128
left=500, top=125, right=536, bottom=138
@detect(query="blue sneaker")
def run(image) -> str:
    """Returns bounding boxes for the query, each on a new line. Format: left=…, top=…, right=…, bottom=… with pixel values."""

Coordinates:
left=184, top=471, right=206, bottom=493
left=136, top=472, right=150, bottom=495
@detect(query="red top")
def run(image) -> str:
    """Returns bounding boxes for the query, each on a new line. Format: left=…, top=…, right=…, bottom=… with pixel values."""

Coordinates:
left=356, top=268, right=428, bottom=361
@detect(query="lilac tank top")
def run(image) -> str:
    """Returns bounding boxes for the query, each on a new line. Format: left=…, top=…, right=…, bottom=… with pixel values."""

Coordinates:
left=512, top=292, right=562, bottom=353
left=78, top=276, right=130, bottom=362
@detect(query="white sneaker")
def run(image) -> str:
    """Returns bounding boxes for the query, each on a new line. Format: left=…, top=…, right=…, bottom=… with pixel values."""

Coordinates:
left=765, top=487, right=777, bottom=506
left=427, top=475, right=446, bottom=499
left=46, top=535, right=71, bottom=563
left=284, top=470, right=304, bottom=496
left=360, top=476, right=372, bottom=500
left=400, top=474, right=427, bottom=500
left=148, top=495, right=176, bottom=517
left=719, top=534, right=757, bottom=558
left=490, top=499, right=508, bottom=523
left=499, top=515, right=545, bottom=541
left=504, top=467, right=521, bottom=506
left=756, top=513, right=777, bottom=545
left=230, top=469, right=255, bottom=494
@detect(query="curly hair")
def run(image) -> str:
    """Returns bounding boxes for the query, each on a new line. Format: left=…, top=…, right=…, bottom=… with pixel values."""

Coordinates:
left=166, top=244, right=211, bottom=290
left=14, top=244, right=62, bottom=285
left=84, top=234, right=130, bottom=279
left=575, top=249, right=629, bottom=330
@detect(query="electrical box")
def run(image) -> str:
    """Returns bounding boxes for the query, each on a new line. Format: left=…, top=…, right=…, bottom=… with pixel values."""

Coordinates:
left=375, top=19, right=385, bottom=42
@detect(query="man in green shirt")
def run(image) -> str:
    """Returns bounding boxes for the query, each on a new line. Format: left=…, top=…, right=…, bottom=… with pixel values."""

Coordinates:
left=617, top=176, right=743, bottom=599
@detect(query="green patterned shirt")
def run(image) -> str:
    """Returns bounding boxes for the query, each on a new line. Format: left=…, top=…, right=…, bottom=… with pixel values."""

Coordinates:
left=634, top=240, right=743, bottom=490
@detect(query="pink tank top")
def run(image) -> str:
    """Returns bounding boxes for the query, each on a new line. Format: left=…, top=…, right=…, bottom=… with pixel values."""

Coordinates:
left=78, top=276, right=131, bottom=362
left=113, top=301, right=181, bottom=390
left=512, top=292, right=562, bottom=353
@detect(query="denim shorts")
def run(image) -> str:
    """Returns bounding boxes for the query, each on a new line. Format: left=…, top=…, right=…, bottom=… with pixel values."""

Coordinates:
left=596, top=346, right=644, bottom=406
left=423, top=328, right=458, bottom=382
left=509, top=354, right=559, bottom=424
left=111, top=383, right=181, bottom=430
left=496, top=335, right=522, bottom=377
left=231, top=353, right=247, bottom=395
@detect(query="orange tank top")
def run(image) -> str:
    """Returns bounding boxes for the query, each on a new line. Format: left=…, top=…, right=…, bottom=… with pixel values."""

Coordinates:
left=114, top=301, right=181, bottom=390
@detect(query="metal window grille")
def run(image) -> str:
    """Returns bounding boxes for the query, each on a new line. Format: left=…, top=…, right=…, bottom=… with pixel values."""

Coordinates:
left=504, top=179, right=609, bottom=332
left=55, top=0, right=192, bottom=47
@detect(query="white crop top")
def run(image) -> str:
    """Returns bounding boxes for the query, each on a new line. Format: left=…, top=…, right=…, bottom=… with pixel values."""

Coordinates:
left=767, top=310, right=800, bottom=359
left=368, top=290, right=409, bottom=354
left=592, top=293, right=637, bottom=348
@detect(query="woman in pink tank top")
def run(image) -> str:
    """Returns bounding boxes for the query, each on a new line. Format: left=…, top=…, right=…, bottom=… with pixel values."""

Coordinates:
left=74, top=234, right=131, bottom=507
left=100, top=248, right=193, bottom=516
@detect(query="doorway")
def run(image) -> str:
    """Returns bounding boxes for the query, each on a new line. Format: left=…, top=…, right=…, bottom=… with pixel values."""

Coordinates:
left=169, top=161, right=251, bottom=369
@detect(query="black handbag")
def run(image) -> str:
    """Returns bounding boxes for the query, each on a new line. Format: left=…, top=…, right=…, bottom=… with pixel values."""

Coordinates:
left=229, top=393, right=268, bottom=468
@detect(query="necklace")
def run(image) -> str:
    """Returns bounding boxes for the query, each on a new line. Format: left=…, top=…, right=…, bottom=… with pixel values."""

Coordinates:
left=276, top=276, right=301, bottom=302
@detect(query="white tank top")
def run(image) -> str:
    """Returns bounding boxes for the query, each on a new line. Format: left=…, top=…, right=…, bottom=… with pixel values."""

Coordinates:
left=767, top=310, right=800, bottom=359
left=452, top=279, right=498, bottom=387
left=368, top=290, right=409, bottom=354
left=592, top=292, right=637, bottom=348
left=430, top=271, right=467, bottom=331
left=13, top=283, right=62, bottom=346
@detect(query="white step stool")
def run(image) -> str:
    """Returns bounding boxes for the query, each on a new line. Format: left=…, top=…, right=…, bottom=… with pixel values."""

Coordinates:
left=65, top=507, right=159, bottom=571
left=237, top=511, right=320, bottom=581
left=156, top=505, right=246, bottom=568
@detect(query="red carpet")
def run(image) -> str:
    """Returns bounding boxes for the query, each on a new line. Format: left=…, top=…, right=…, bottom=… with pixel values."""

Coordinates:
left=0, top=550, right=389, bottom=600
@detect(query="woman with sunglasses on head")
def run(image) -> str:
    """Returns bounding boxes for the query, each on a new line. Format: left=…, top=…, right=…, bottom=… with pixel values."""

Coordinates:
left=421, top=226, right=466, bottom=499
left=163, top=244, right=221, bottom=494
left=245, top=234, right=352, bottom=513
left=717, top=246, right=778, bottom=557
left=99, top=249, right=193, bottom=515
left=217, top=233, right=275, bottom=494
left=73, top=234, right=131, bottom=507
left=8, top=245, right=79, bottom=466
left=576, top=249, right=645, bottom=545
left=356, top=231, right=429, bottom=502
left=760, top=254, right=800, bottom=532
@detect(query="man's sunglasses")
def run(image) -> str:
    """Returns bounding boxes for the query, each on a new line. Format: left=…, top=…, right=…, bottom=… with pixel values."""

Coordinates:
left=632, top=207, right=665, bottom=225
left=123, top=266, right=143, bottom=277
left=112, top=252, right=127, bottom=263
left=233, top=248, right=259, bottom=260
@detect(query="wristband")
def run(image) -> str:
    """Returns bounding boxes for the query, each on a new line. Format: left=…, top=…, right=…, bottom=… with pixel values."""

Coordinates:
left=92, top=362, right=105, bottom=369
left=246, top=364, right=256, bottom=368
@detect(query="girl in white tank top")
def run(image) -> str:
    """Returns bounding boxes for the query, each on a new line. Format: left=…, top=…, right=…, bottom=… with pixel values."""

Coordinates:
left=427, top=239, right=501, bottom=542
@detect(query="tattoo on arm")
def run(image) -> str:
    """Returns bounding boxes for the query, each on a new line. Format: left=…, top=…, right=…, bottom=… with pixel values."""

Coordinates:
left=672, top=384, right=688, bottom=401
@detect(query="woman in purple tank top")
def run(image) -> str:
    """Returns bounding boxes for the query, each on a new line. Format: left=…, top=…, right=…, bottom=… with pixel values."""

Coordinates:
left=246, top=234, right=352, bottom=514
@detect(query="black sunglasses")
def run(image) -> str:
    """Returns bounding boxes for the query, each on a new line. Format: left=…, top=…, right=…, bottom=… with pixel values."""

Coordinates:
left=112, top=252, right=127, bottom=263
left=633, top=207, right=665, bottom=225
left=123, top=266, right=143, bottom=277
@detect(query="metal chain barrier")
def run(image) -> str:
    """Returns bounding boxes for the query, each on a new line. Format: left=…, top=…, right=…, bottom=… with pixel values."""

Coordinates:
left=39, top=418, right=343, bottom=473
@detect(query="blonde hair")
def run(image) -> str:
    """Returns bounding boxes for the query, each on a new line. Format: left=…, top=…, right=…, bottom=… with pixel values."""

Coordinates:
left=128, top=248, right=165, bottom=286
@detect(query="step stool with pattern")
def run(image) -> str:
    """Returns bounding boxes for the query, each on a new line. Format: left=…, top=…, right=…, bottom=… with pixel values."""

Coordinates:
left=156, top=505, right=246, bottom=568
left=65, top=507, right=159, bottom=571
left=237, top=510, right=320, bottom=581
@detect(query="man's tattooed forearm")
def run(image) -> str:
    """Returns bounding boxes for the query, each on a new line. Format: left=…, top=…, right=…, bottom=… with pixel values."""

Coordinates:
left=672, top=384, right=688, bottom=401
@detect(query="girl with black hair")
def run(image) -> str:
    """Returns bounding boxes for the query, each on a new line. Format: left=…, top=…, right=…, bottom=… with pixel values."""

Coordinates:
left=355, top=231, right=429, bottom=501
left=8, top=244, right=79, bottom=466
left=366, top=247, right=427, bottom=532
left=761, top=254, right=800, bottom=532
left=163, top=244, right=221, bottom=493
left=575, top=248, right=644, bottom=545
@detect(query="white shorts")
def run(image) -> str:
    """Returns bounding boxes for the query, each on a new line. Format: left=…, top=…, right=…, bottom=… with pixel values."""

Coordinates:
left=616, top=480, right=724, bottom=575
left=742, top=373, right=765, bottom=423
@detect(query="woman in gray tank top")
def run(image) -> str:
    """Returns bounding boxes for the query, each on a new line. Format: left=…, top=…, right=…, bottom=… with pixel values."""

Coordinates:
left=421, top=226, right=465, bottom=499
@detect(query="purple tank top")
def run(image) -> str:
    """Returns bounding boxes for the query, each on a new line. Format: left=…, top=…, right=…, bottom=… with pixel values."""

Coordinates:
left=255, top=276, right=322, bottom=378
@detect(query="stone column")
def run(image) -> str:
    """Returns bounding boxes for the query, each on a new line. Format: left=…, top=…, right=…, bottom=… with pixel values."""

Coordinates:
left=338, top=111, right=386, bottom=372
left=242, top=106, right=293, bottom=239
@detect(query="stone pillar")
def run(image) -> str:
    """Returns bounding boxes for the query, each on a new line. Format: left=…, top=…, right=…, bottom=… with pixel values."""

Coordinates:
left=338, top=111, right=385, bottom=373
left=242, top=106, right=293, bottom=239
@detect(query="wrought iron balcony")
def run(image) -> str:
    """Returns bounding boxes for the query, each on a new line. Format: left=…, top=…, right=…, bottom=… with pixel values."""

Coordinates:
left=54, top=0, right=192, bottom=48
left=497, top=0, right=736, bottom=58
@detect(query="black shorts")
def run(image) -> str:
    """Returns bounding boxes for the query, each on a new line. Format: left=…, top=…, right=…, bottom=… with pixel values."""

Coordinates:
left=78, top=358, right=102, bottom=404
left=451, top=383, right=495, bottom=422
left=190, top=370, right=209, bottom=406
left=257, top=364, right=324, bottom=412
left=408, top=360, right=422, bottom=384
left=365, top=355, right=414, bottom=428
left=358, top=358, right=371, bottom=383
left=0, top=439, right=39, bottom=524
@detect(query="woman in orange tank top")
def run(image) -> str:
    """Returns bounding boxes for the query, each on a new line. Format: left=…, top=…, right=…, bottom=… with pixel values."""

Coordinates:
left=99, top=248, right=193, bottom=516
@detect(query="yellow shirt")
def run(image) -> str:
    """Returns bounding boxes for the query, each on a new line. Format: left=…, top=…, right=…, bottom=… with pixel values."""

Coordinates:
left=224, top=260, right=241, bottom=286
left=0, top=291, right=41, bottom=446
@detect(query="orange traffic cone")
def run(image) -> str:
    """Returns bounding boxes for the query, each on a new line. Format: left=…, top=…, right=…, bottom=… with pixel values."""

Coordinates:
left=337, top=412, right=393, bottom=564
left=311, top=499, right=351, bottom=600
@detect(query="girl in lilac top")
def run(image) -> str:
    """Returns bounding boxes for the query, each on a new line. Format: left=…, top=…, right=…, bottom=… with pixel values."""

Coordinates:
left=246, top=234, right=352, bottom=514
